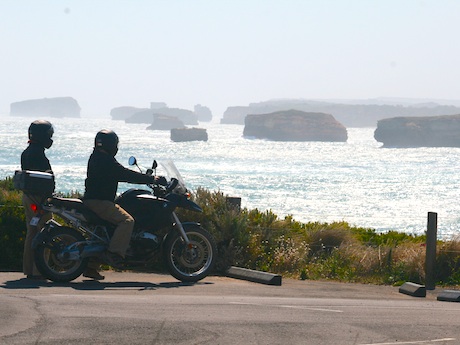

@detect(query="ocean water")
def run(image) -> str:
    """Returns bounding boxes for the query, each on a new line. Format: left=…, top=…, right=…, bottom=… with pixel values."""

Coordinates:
left=1, top=116, right=460, bottom=239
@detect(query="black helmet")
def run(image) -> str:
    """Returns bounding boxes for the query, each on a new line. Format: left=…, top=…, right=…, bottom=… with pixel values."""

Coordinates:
left=28, top=120, right=54, bottom=149
left=95, top=129, right=119, bottom=156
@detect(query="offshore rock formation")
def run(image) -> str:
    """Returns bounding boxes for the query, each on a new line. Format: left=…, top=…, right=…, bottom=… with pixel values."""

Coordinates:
left=170, top=127, right=208, bottom=142
left=10, top=97, right=81, bottom=118
left=110, top=106, right=149, bottom=120
left=125, top=110, right=154, bottom=124
left=153, top=107, right=198, bottom=125
left=221, top=106, right=250, bottom=125
left=221, top=99, right=460, bottom=127
left=374, top=114, right=460, bottom=147
left=194, top=104, right=212, bottom=122
left=147, top=114, right=184, bottom=130
left=111, top=103, right=200, bottom=125
left=243, top=110, right=347, bottom=142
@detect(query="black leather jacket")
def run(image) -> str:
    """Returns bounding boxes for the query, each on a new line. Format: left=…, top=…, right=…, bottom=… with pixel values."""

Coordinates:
left=21, top=142, right=52, bottom=172
left=83, top=149, right=154, bottom=201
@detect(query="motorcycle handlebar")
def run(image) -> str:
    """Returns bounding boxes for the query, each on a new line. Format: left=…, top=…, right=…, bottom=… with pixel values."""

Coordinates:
left=147, top=177, right=177, bottom=196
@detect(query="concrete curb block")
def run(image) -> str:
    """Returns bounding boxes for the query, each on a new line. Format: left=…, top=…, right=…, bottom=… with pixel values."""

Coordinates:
left=399, top=282, right=426, bottom=297
left=225, top=266, right=282, bottom=286
left=437, top=290, right=460, bottom=302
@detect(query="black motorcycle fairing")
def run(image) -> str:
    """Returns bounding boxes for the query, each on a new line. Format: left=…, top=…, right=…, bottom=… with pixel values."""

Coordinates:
left=166, top=193, right=202, bottom=212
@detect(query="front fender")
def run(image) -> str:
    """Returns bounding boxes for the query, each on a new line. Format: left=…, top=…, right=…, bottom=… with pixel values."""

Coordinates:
left=162, top=222, right=202, bottom=251
left=31, top=219, right=62, bottom=249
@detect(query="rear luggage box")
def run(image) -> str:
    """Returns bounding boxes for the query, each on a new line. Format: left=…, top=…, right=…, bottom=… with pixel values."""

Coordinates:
left=13, top=170, right=55, bottom=196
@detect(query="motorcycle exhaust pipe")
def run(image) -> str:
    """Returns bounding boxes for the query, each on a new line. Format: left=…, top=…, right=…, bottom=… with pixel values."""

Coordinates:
left=81, top=244, right=107, bottom=258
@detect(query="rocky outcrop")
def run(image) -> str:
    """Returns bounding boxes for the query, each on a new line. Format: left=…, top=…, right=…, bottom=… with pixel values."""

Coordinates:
left=112, top=103, right=208, bottom=124
left=125, top=110, right=154, bottom=124
left=10, top=97, right=81, bottom=118
left=153, top=107, right=198, bottom=125
left=221, top=99, right=460, bottom=127
left=147, top=115, right=185, bottom=130
left=150, top=102, right=167, bottom=109
left=221, top=106, right=250, bottom=124
left=374, top=114, right=460, bottom=147
left=243, top=110, right=347, bottom=142
left=120, top=107, right=197, bottom=125
left=170, top=127, right=208, bottom=142
left=110, top=106, right=149, bottom=120
left=194, top=104, right=212, bottom=122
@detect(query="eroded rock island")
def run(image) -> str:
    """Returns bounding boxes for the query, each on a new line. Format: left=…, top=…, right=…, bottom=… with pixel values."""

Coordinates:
left=243, top=110, right=348, bottom=142
left=374, top=114, right=460, bottom=147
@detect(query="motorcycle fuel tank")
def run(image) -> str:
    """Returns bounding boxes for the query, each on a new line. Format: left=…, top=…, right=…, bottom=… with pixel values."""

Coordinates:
left=115, top=188, right=175, bottom=230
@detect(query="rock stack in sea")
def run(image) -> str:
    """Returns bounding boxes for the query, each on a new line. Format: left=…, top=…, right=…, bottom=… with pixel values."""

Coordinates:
left=243, top=110, right=348, bottom=142
left=374, top=114, right=460, bottom=147
left=10, top=97, right=81, bottom=118
left=147, top=115, right=185, bottom=130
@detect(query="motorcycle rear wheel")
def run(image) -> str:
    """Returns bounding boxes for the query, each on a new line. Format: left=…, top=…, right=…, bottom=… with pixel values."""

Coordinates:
left=34, top=226, right=88, bottom=282
left=163, top=225, right=217, bottom=282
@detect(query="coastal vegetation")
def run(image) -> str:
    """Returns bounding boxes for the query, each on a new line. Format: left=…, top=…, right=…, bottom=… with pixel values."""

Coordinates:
left=1, top=177, right=460, bottom=287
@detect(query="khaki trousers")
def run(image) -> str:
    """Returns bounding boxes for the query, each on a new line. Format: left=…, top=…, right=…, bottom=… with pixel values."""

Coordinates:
left=22, top=194, right=52, bottom=276
left=83, top=200, right=134, bottom=258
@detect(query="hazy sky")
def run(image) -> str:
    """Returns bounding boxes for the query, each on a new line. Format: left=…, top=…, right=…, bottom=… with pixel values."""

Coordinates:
left=1, top=0, right=460, bottom=118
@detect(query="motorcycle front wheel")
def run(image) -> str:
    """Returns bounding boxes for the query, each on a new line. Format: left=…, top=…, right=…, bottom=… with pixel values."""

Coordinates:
left=163, top=224, right=217, bottom=282
left=34, top=226, right=88, bottom=282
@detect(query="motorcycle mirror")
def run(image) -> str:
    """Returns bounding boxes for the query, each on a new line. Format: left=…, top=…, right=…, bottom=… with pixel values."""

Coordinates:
left=128, top=156, right=137, bottom=166
left=152, top=160, right=158, bottom=170
left=129, top=156, right=142, bottom=173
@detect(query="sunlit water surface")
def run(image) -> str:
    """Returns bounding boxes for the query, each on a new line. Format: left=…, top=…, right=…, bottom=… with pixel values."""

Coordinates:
left=1, top=117, right=459, bottom=239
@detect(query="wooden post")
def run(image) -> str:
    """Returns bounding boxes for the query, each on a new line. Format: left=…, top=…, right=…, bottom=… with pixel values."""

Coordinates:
left=425, top=212, right=437, bottom=290
left=226, top=197, right=241, bottom=210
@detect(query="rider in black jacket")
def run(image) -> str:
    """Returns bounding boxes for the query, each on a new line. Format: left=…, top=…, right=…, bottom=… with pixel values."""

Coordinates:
left=83, top=129, right=157, bottom=266
left=21, top=120, right=54, bottom=279
left=21, top=120, right=104, bottom=281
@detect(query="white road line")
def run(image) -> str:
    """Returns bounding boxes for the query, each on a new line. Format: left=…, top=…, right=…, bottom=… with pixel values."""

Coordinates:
left=228, top=302, right=343, bottom=313
left=359, top=338, right=456, bottom=345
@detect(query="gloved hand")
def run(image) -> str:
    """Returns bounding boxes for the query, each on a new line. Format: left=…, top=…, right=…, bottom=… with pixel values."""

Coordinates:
left=156, top=176, right=168, bottom=186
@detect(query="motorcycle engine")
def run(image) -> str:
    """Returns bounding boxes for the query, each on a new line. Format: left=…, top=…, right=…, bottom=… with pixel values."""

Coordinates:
left=131, top=231, right=160, bottom=255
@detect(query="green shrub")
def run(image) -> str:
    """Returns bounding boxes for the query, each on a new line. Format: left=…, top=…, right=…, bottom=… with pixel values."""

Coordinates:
left=2, top=177, right=460, bottom=287
left=0, top=178, right=26, bottom=271
left=436, top=238, right=460, bottom=285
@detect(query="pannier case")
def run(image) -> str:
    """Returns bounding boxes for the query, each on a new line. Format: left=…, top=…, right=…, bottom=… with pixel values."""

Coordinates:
left=13, top=170, right=55, bottom=196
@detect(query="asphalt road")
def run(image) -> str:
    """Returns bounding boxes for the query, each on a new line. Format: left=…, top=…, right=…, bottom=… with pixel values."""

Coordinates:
left=1, top=271, right=460, bottom=345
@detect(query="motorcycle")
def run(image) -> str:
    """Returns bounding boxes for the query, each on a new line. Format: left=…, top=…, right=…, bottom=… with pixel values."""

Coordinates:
left=27, top=157, right=217, bottom=283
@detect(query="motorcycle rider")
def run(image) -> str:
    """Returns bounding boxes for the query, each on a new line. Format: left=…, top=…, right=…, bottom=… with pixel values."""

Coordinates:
left=20, top=120, right=54, bottom=280
left=21, top=120, right=104, bottom=281
left=82, top=129, right=158, bottom=266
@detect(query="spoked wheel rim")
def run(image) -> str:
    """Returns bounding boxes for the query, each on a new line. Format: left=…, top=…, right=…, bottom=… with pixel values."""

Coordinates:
left=42, top=233, right=83, bottom=276
left=169, top=231, right=214, bottom=278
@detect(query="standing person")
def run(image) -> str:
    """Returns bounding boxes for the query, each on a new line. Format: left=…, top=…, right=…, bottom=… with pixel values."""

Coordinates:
left=21, top=120, right=104, bottom=281
left=21, top=120, right=54, bottom=280
left=82, top=129, right=158, bottom=266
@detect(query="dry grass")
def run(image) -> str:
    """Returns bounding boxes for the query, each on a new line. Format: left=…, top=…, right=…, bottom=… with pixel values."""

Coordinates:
left=3, top=181, right=460, bottom=286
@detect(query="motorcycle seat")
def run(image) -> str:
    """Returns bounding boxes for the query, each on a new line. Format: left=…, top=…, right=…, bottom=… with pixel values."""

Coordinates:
left=50, top=197, right=86, bottom=211
left=49, top=197, right=115, bottom=227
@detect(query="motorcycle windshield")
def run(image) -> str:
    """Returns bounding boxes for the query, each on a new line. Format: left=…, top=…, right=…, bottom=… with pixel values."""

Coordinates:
left=161, top=160, right=187, bottom=194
